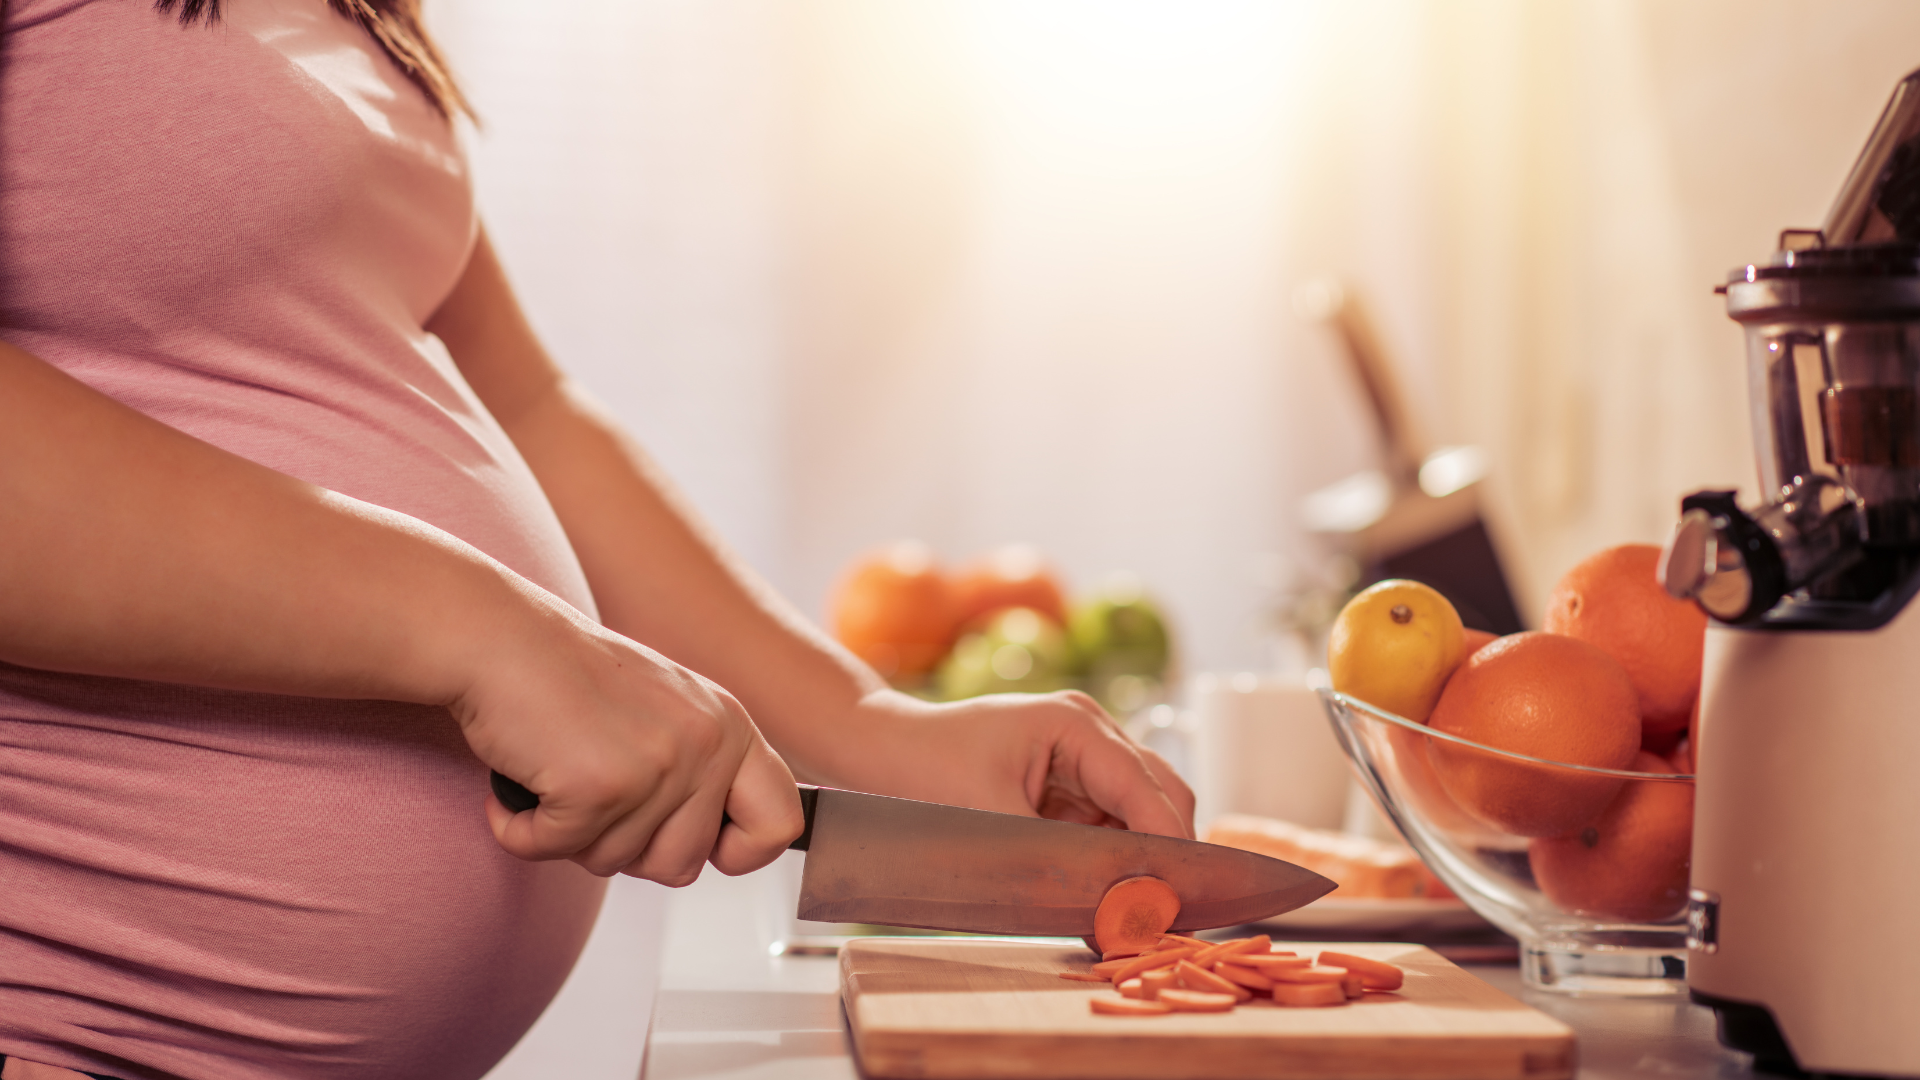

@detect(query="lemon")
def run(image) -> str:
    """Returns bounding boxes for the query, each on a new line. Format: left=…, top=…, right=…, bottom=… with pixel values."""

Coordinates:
left=1327, top=580, right=1466, bottom=723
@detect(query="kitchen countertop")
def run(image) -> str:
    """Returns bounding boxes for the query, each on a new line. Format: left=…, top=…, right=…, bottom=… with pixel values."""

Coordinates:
left=645, top=867, right=1760, bottom=1080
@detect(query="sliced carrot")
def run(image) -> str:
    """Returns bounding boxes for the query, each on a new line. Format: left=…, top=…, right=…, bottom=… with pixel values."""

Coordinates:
left=1118, top=977, right=1150, bottom=1000
left=1317, top=951, right=1405, bottom=992
left=1094, top=876, right=1183, bottom=954
left=1108, top=946, right=1200, bottom=986
left=1214, top=963, right=1276, bottom=991
left=1102, top=948, right=1143, bottom=962
left=1140, top=966, right=1178, bottom=1000
left=1190, top=935, right=1269, bottom=967
left=1185, top=941, right=1238, bottom=967
left=1090, top=958, right=1131, bottom=979
left=1159, top=988, right=1237, bottom=1013
left=1272, top=982, right=1347, bottom=1007
left=1268, top=964, right=1349, bottom=984
left=1091, top=996, right=1174, bottom=1016
left=1233, top=954, right=1312, bottom=971
left=1157, top=933, right=1208, bottom=948
left=1058, top=971, right=1110, bottom=982
left=1176, top=960, right=1252, bottom=1002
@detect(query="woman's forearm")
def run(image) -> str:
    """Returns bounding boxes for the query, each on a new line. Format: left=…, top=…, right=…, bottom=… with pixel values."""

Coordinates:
left=493, top=378, right=889, bottom=780
left=430, top=230, right=889, bottom=784
left=0, top=340, right=555, bottom=704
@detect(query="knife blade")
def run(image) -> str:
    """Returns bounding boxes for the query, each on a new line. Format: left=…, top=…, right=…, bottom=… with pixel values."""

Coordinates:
left=488, top=773, right=1334, bottom=934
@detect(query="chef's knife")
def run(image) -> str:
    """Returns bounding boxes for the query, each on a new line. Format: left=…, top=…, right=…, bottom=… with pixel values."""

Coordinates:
left=489, top=772, right=1335, bottom=934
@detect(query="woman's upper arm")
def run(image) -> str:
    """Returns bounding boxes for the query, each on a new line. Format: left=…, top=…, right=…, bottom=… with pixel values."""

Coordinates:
left=427, top=225, right=566, bottom=428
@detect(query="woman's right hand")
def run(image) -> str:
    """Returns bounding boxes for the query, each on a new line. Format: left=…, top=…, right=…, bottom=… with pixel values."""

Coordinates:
left=455, top=608, right=806, bottom=884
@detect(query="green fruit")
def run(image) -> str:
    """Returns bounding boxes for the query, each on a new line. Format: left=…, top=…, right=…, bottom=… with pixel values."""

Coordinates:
left=1069, top=577, right=1170, bottom=678
left=934, top=607, right=1079, bottom=700
left=1069, top=576, right=1173, bottom=715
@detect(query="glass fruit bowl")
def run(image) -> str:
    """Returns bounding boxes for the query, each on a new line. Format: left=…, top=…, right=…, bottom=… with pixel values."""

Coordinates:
left=1319, top=688, right=1695, bottom=996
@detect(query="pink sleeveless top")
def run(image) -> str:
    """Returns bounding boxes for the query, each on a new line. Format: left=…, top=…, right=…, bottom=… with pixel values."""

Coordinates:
left=0, top=2, right=607, bottom=1078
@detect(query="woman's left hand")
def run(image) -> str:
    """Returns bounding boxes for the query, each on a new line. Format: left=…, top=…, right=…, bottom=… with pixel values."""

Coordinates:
left=812, top=689, right=1194, bottom=840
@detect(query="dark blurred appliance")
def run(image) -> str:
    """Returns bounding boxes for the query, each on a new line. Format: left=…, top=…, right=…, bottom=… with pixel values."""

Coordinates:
left=1297, top=279, right=1525, bottom=634
left=1661, top=67, right=1920, bottom=1077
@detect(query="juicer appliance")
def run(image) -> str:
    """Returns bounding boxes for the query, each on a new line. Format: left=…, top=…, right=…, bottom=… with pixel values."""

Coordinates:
left=1662, top=69, right=1920, bottom=1076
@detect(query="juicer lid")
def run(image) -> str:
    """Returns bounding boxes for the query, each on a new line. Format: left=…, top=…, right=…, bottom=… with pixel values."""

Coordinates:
left=1724, top=65, right=1920, bottom=296
left=1822, top=66, right=1920, bottom=248
left=1723, top=69, right=1920, bottom=318
left=1731, top=241, right=1920, bottom=283
left=1722, top=249, right=1920, bottom=320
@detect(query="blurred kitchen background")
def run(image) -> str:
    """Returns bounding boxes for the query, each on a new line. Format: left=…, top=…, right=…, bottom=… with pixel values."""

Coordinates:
left=426, top=2, right=1920, bottom=1074
left=432, top=0, right=1919, bottom=678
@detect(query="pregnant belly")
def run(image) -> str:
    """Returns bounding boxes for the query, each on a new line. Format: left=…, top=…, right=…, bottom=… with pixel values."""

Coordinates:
left=0, top=667, right=606, bottom=1080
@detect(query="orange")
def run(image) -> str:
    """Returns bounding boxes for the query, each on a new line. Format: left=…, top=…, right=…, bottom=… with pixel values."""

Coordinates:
left=951, top=544, right=1069, bottom=627
left=1462, top=628, right=1498, bottom=658
left=1386, top=721, right=1514, bottom=849
left=1427, top=632, right=1641, bottom=837
left=1543, top=544, right=1706, bottom=739
left=1529, top=751, right=1693, bottom=921
left=829, top=542, right=959, bottom=680
left=1348, top=602, right=1503, bottom=845
left=1385, top=631, right=1511, bottom=845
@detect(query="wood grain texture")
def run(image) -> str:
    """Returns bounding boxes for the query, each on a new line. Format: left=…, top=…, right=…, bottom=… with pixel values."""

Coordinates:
left=840, top=938, right=1574, bottom=1080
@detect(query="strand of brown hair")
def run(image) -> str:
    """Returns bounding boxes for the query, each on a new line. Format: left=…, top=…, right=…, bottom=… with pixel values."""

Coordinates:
left=152, top=0, right=472, bottom=121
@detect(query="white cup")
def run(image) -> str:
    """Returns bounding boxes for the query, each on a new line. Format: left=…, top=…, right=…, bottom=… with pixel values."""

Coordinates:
left=1191, top=672, right=1352, bottom=832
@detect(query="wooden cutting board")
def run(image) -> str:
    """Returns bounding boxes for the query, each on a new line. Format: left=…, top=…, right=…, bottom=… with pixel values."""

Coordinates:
left=840, top=938, right=1574, bottom=1080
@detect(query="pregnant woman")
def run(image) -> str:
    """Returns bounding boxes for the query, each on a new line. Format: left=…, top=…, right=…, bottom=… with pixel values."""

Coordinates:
left=0, top=2, right=1192, bottom=1077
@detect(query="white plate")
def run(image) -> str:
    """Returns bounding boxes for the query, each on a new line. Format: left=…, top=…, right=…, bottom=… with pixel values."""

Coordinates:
left=1254, top=897, right=1489, bottom=934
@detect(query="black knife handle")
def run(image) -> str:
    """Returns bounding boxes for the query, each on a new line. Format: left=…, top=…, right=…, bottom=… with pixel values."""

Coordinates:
left=489, top=771, right=817, bottom=851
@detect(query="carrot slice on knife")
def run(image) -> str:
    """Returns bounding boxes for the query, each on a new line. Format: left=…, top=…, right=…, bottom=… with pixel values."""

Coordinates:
left=1317, top=951, right=1405, bottom=991
left=1159, top=989, right=1237, bottom=1013
left=1091, top=996, right=1174, bottom=1016
left=1093, top=876, right=1182, bottom=954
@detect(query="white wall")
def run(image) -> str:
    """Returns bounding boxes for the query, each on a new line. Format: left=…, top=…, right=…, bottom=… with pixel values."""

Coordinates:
left=431, top=1, right=792, bottom=580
